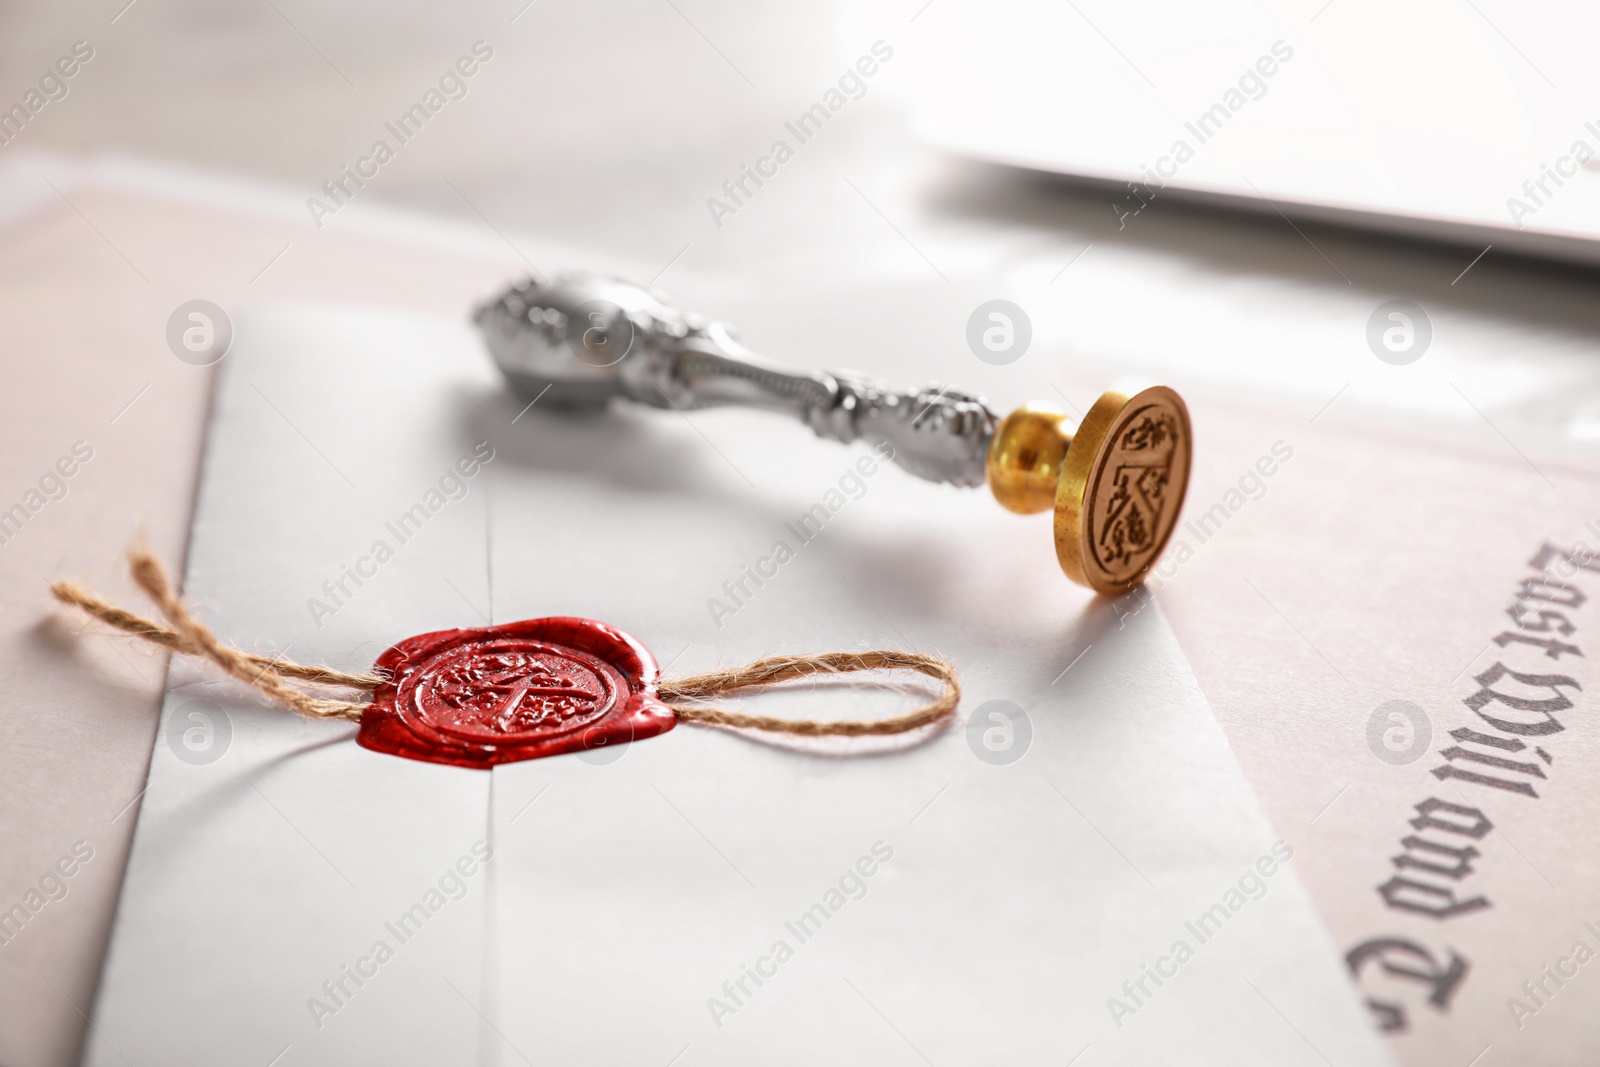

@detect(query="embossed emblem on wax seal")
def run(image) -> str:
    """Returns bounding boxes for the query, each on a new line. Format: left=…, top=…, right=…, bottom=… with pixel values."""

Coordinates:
left=357, top=617, right=676, bottom=767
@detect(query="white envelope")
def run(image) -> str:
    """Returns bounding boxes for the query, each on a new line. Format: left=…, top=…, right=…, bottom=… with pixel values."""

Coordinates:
left=85, top=298, right=1390, bottom=1066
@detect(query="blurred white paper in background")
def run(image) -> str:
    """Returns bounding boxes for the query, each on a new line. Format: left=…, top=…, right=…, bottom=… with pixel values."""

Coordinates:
left=890, top=0, right=1600, bottom=263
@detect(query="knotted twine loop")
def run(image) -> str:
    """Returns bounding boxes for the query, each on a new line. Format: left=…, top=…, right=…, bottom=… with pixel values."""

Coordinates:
left=50, top=550, right=960, bottom=738
left=661, top=652, right=959, bottom=737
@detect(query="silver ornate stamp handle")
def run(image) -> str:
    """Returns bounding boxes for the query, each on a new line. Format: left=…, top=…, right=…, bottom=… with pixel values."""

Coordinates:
left=474, top=273, right=1193, bottom=594
left=475, top=274, right=996, bottom=488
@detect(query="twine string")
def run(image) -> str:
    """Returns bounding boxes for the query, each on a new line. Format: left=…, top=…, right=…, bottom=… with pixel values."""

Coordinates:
left=661, top=651, right=959, bottom=737
left=49, top=579, right=383, bottom=690
left=51, top=550, right=959, bottom=739
left=53, top=552, right=372, bottom=722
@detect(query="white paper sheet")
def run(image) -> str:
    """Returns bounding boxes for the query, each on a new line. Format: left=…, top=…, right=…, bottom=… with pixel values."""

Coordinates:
left=84, top=308, right=503, bottom=1066
left=87, top=299, right=1389, bottom=1065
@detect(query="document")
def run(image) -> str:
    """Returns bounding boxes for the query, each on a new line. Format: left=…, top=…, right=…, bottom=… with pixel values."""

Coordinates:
left=1151, top=386, right=1600, bottom=1067
left=86, top=301, right=1386, bottom=1065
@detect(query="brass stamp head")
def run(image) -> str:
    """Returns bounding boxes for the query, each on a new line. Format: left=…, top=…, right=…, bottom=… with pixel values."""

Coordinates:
left=987, top=386, right=1191, bottom=595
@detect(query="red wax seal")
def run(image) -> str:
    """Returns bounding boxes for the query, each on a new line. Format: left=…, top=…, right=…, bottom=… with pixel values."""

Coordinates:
left=356, top=617, right=676, bottom=767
